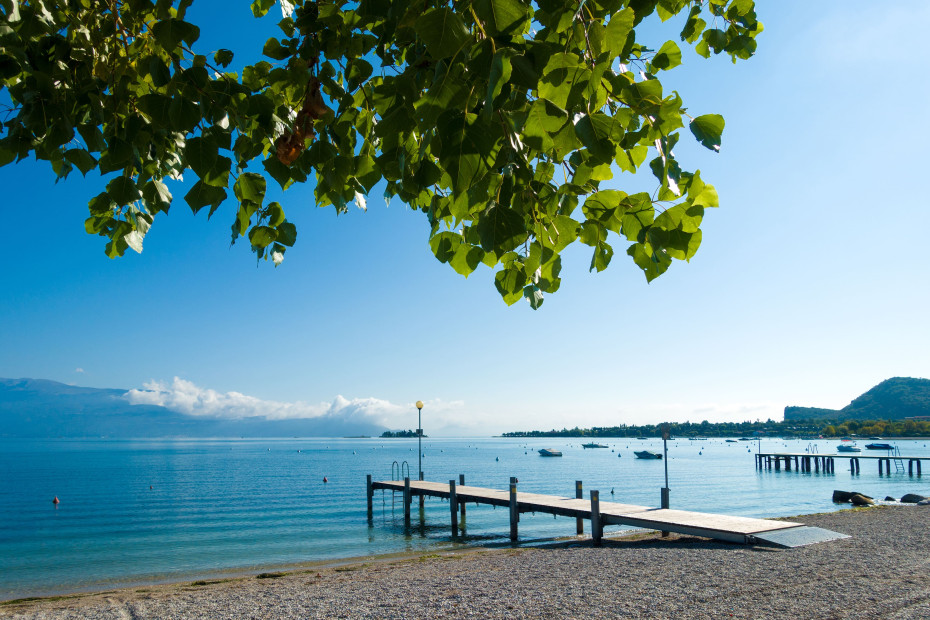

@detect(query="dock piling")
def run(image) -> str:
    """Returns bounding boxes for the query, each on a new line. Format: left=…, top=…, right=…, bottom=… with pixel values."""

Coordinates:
left=509, top=478, right=519, bottom=541
left=459, top=474, right=466, bottom=520
left=366, top=474, right=373, bottom=516
left=575, top=480, right=583, bottom=534
left=403, top=477, right=411, bottom=525
left=590, top=490, right=602, bottom=545
left=449, top=480, right=458, bottom=533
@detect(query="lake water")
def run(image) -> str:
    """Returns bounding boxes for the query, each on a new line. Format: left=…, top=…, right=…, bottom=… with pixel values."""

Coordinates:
left=2, top=436, right=930, bottom=600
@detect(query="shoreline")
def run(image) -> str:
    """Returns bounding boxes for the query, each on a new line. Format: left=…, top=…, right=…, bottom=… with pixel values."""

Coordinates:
left=4, top=505, right=930, bottom=619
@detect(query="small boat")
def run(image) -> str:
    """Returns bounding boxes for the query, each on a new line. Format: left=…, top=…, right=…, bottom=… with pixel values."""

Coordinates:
left=634, top=450, right=662, bottom=459
left=581, top=443, right=608, bottom=449
left=538, top=449, right=562, bottom=457
left=725, top=439, right=737, bottom=443
left=865, top=443, right=894, bottom=450
left=836, top=444, right=861, bottom=453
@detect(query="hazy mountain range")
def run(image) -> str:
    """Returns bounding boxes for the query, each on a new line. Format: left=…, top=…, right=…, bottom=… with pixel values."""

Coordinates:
left=784, top=377, right=930, bottom=421
left=0, top=378, right=389, bottom=438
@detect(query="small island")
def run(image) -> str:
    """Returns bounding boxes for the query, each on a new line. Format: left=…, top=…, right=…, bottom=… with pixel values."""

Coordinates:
left=380, top=430, right=426, bottom=438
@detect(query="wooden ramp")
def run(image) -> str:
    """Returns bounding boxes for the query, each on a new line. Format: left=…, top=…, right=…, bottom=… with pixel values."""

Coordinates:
left=367, top=476, right=836, bottom=546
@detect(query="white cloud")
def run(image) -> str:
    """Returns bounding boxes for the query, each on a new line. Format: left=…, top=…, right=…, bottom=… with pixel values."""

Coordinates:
left=74, top=368, right=84, bottom=373
left=123, top=377, right=467, bottom=432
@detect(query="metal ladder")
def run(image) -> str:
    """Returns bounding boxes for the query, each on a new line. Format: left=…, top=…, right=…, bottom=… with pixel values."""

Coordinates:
left=806, top=443, right=819, bottom=454
left=893, top=446, right=906, bottom=473
left=386, top=461, right=411, bottom=511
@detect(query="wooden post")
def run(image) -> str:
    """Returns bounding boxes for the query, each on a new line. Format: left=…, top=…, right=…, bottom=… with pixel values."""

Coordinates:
left=419, top=471, right=425, bottom=509
left=590, top=490, right=602, bottom=546
left=909, top=460, right=914, bottom=476
left=403, top=477, right=411, bottom=525
left=366, top=474, right=373, bottom=515
left=449, top=480, right=458, bottom=533
left=814, top=457, right=820, bottom=472
left=575, top=480, right=584, bottom=535
left=774, top=457, right=780, bottom=471
left=509, top=479, right=519, bottom=541
left=918, top=461, right=922, bottom=476
left=459, top=474, right=466, bottom=519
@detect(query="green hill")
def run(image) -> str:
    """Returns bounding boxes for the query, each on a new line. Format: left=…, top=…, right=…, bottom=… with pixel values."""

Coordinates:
left=784, top=377, right=930, bottom=421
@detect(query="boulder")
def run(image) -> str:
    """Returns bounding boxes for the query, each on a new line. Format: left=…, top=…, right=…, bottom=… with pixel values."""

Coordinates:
left=833, top=490, right=873, bottom=503
left=900, top=493, right=928, bottom=504
left=850, top=493, right=875, bottom=506
left=884, top=496, right=897, bottom=502
left=918, top=499, right=930, bottom=506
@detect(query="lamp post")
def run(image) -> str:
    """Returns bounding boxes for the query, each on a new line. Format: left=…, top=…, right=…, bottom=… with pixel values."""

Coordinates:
left=416, top=400, right=424, bottom=481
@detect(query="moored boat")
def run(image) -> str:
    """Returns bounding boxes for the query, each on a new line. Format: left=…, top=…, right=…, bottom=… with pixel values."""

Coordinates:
left=865, top=443, right=894, bottom=450
left=581, top=443, right=608, bottom=449
left=836, top=443, right=861, bottom=453
left=538, top=448, right=562, bottom=457
left=634, top=450, right=662, bottom=459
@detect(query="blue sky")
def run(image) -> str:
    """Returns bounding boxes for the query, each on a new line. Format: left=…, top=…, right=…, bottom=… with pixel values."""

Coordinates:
left=1, top=1, right=928, bottom=435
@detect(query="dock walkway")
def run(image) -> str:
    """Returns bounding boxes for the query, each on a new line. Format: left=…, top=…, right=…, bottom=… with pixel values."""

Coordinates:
left=756, top=452, right=928, bottom=475
left=366, top=476, right=832, bottom=546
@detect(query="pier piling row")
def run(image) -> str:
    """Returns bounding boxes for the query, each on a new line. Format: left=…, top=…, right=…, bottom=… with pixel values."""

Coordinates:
left=756, top=453, right=926, bottom=476
left=366, top=475, right=836, bottom=546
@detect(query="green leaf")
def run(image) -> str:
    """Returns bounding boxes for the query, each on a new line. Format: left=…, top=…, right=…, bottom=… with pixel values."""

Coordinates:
left=249, top=226, right=277, bottom=249
left=262, top=38, right=291, bottom=61
left=494, top=266, right=526, bottom=306
left=214, top=49, right=234, bottom=67
left=64, top=149, right=97, bottom=176
left=652, top=40, right=682, bottom=70
left=430, top=231, right=462, bottom=263
left=605, top=8, right=635, bottom=59
left=690, top=114, right=724, bottom=151
left=136, top=93, right=172, bottom=127
left=438, top=114, right=499, bottom=194
left=151, top=18, right=200, bottom=51
left=477, top=204, right=526, bottom=254
left=234, top=172, right=266, bottom=205
left=415, top=8, right=471, bottom=60
left=184, top=136, right=218, bottom=179
left=250, top=0, right=276, bottom=18
left=484, top=49, right=514, bottom=120
left=472, top=0, right=531, bottom=36
left=450, top=243, right=484, bottom=277
left=185, top=181, right=227, bottom=214
left=106, top=176, right=141, bottom=206
left=538, top=53, right=589, bottom=110
left=168, top=97, right=202, bottom=132
left=275, top=222, right=297, bottom=246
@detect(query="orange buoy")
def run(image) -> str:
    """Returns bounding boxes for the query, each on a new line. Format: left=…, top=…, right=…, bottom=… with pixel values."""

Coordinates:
left=323, top=476, right=328, bottom=483
left=52, top=496, right=59, bottom=505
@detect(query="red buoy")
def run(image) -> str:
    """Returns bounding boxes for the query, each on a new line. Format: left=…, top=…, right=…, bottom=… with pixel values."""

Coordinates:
left=323, top=477, right=328, bottom=483
left=52, top=496, right=59, bottom=505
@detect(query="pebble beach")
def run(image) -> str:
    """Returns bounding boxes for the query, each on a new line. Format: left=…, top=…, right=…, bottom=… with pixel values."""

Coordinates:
left=3, top=505, right=929, bottom=619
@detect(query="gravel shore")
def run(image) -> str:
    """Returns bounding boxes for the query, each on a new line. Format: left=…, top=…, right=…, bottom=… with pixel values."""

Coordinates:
left=4, top=506, right=929, bottom=619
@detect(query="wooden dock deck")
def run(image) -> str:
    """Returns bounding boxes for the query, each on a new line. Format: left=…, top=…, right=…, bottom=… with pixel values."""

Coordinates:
left=756, top=452, right=929, bottom=475
left=367, top=476, right=812, bottom=546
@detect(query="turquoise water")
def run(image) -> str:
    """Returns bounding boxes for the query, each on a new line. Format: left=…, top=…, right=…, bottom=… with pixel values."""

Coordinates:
left=2, top=436, right=930, bottom=599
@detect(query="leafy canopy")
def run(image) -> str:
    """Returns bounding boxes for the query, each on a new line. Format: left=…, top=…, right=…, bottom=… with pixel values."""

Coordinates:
left=0, top=0, right=761, bottom=308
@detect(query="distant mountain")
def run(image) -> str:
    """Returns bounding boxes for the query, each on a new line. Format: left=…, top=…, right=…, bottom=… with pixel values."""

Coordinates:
left=0, top=378, right=388, bottom=438
left=784, top=377, right=930, bottom=421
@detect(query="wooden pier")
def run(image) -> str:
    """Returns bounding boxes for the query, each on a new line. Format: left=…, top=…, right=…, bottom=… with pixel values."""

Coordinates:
left=366, top=475, right=841, bottom=547
left=756, top=452, right=928, bottom=475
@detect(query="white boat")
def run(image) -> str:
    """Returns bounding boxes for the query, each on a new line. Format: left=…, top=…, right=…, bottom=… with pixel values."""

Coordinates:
left=634, top=450, right=662, bottom=459
left=836, top=443, right=861, bottom=453
left=538, top=448, right=562, bottom=457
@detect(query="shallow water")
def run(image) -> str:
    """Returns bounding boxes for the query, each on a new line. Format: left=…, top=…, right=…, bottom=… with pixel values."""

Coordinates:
left=1, top=436, right=928, bottom=599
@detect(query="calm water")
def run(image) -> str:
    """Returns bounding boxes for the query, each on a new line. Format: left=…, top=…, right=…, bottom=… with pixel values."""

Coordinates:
left=2, top=436, right=930, bottom=599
